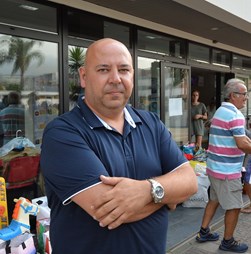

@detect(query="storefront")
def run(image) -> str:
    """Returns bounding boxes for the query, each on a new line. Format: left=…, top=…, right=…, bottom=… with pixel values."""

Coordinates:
left=0, top=0, right=251, bottom=251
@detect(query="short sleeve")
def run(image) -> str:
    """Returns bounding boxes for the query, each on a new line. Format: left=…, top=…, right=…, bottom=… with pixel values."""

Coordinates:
left=40, top=120, right=109, bottom=202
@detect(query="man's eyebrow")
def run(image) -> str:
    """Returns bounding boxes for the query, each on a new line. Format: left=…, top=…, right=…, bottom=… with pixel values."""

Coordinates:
left=119, top=64, right=132, bottom=68
left=95, top=64, right=132, bottom=69
left=95, top=64, right=109, bottom=69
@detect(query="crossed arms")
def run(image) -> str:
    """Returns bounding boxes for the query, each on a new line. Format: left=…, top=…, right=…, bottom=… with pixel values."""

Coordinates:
left=72, top=162, right=197, bottom=230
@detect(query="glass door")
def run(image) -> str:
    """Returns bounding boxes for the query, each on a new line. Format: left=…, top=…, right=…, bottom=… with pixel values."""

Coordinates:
left=137, top=57, right=161, bottom=117
left=163, top=63, right=190, bottom=146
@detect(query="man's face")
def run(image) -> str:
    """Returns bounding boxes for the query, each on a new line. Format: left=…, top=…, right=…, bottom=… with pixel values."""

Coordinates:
left=232, top=85, right=248, bottom=109
left=79, top=40, right=134, bottom=113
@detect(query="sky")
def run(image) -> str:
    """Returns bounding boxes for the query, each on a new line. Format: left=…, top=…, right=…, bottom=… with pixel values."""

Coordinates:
left=206, top=0, right=251, bottom=23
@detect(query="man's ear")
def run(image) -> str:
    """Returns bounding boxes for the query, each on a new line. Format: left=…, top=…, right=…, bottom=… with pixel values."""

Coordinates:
left=78, top=67, right=86, bottom=88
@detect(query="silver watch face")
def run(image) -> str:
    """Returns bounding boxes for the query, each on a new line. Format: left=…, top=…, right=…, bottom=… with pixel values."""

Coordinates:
left=155, top=186, right=164, bottom=198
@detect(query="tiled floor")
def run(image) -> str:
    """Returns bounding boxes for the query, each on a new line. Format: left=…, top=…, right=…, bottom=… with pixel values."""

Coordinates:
left=166, top=194, right=249, bottom=252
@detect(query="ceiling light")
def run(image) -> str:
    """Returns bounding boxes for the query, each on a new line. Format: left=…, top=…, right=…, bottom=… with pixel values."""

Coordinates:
left=146, top=36, right=155, bottom=40
left=19, top=5, right=38, bottom=11
left=212, top=62, right=229, bottom=68
left=211, top=27, right=219, bottom=31
left=193, top=59, right=209, bottom=64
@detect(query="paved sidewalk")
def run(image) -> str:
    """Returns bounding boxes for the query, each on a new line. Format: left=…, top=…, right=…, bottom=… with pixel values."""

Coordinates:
left=167, top=206, right=251, bottom=254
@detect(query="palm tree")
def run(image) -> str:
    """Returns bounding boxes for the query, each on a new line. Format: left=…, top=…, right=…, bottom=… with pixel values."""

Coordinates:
left=0, top=36, right=44, bottom=89
left=68, top=46, right=85, bottom=86
left=68, top=46, right=85, bottom=101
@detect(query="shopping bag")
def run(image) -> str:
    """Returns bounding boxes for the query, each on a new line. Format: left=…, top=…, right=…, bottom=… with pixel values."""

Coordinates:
left=182, top=174, right=210, bottom=208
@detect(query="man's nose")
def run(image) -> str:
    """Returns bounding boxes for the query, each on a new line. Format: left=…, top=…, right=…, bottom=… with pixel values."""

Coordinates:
left=109, top=69, right=121, bottom=83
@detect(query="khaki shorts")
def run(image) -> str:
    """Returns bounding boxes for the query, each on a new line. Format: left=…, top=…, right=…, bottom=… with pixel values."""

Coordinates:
left=208, top=175, right=243, bottom=210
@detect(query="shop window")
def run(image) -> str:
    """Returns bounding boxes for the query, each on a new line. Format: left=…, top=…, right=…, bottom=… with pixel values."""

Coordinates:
left=212, top=49, right=230, bottom=68
left=188, top=43, right=210, bottom=64
left=68, top=9, right=103, bottom=41
left=68, top=9, right=131, bottom=47
left=138, top=30, right=185, bottom=59
left=0, top=34, right=59, bottom=149
left=104, top=21, right=130, bottom=48
left=233, top=54, right=251, bottom=73
left=0, top=0, right=57, bottom=34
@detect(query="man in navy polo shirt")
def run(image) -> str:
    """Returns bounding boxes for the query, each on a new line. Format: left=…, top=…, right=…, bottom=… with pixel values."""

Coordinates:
left=40, top=38, right=197, bottom=254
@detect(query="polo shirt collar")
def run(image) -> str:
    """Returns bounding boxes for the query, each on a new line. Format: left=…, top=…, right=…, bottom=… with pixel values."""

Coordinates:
left=222, top=101, right=238, bottom=110
left=76, top=96, right=142, bottom=129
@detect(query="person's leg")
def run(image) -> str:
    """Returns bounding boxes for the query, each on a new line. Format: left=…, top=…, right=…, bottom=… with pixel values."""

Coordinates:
left=219, top=179, right=248, bottom=252
left=196, top=135, right=202, bottom=148
left=242, top=156, right=251, bottom=213
left=196, top=199, right=220, bottom=242
left=201, top=199, right=219, bottom=228
left=224, top=208, right=240, bottom=240
left=241, top=183, right=251, bottom=213
left=219, top=208, right=248, bottom=252
left=196, top=176, right=220, bottom=243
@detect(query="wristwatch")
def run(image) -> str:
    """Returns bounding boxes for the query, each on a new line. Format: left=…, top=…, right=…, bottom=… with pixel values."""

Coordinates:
left=147, top=179, right=165, bottom=203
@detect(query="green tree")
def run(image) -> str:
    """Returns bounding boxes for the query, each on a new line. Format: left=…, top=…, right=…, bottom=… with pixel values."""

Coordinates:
left=68, top=46, right=85, bottom=100
left=0, top=36, right=44, bottom=89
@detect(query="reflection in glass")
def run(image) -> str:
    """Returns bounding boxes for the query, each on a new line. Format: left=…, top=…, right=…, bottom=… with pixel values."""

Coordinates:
left=0, top=34, right=59, bottom=149
left=137, top=57, right=160, bottom=117
left=68, top=46, right=86, bottom=110
left=212, top=49, right=230, bottom=68
left=104, top=21, right=130, bottom=48
left=0, top=0, right=57, bottom=34
left=188, top=43, right=210, bottom=64
left=164, top=66, right=189, bottom=145
left=138, top=30, right=185, bottom=58
left=233, top=54, right=251, bottom=74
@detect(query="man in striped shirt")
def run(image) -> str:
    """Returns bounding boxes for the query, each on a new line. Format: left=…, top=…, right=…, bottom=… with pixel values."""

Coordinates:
left=196, top=78, right=251, bottom=253
left=0, top=92, right=25, bottom=146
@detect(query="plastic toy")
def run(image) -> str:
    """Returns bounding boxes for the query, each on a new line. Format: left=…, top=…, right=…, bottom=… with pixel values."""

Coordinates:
left=0, top=197, right=39, bottom=241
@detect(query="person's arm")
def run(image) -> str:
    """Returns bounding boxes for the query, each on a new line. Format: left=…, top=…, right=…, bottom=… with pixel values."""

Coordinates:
left=194, top=113, right=207, bottom=120
left=201, top=112, right=207, bottom=120
left=72, top=177, right=160, bottom=227
left=235, top=135, right=251, bottom=154
left=72, top=162, right=197, bottom=229
left=201, top=104, right=208, bottom=120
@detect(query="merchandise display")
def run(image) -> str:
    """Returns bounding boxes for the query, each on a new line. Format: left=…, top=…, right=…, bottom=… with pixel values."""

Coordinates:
left=0, top=196, right=51, bottom=253
left=0, top=197, right=39, bottom=241
left=0, top=178, right=8, bottom=229
left=32, top=196, right=51, bottom=254
left=0, top=197, right=38, bottom=254
left=181, top=144, right=210, bottom=208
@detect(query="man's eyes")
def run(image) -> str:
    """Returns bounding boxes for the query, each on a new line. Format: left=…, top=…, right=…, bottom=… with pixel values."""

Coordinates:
left=98, top=68, right=109, bottom=72
left=119, top=68, right=130, bottom=73
left=97, top=68, right=130, bottom=73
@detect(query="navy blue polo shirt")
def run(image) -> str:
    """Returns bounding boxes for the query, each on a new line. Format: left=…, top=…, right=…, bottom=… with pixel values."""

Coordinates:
left=40, top=96, right=187, bottom=254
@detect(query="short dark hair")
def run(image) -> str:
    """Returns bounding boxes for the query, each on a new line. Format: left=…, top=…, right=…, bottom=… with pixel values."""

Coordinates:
left=8, top=91, right=21, bottom=105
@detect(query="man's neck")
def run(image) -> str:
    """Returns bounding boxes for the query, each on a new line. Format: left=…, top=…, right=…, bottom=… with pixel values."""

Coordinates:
left=84, top=99, right=125, bottom=134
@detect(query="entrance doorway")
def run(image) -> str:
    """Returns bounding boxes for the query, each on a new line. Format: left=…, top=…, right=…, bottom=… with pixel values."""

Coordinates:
left=137, top=57, right=191, bottom=146
left=190, top=67, right=235, bottom=147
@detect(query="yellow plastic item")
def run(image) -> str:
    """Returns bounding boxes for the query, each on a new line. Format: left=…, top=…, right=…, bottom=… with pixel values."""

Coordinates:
left=0, top=177, right=9, bottom=228
left=189, top=160, right=206, bottom=169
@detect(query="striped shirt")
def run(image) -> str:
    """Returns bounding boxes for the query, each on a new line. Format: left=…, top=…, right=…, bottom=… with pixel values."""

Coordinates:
left=206, top=102, right=245, bottom=180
